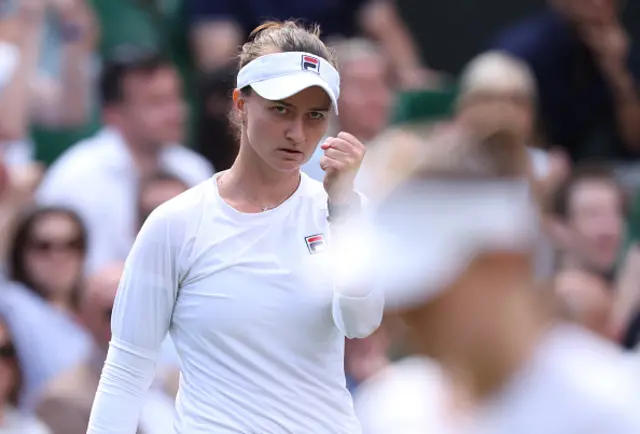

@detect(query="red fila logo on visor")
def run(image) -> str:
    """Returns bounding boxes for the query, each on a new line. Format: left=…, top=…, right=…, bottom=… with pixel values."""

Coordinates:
left=301, top=55, right=320, bottom=73
left=305, top=234, right=326, bottom=254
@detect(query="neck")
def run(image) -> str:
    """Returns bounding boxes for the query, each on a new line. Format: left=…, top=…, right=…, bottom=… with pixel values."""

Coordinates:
left=224, top=139, right=301, bottom=207
left=450, top=290, right=550, bottom=403
left=114, top=126, right=161, bottom=177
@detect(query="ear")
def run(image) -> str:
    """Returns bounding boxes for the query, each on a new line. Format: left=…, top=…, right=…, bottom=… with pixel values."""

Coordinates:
left=232, top=88, right=246, bottom=114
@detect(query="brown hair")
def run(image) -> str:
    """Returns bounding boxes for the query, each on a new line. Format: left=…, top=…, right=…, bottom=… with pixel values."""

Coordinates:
left=548, top=164, right=624, bottom=219
left=238, top=21, right=336, bottom=72
left=230, top=21, right=336, bottom=133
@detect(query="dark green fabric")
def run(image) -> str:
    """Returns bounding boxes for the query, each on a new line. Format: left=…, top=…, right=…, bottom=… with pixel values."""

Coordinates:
left=391, top=86, right=458, bottom=125
left=624, top=189, right=640, bottom=249
left=34, top=0, right=197, bottom=166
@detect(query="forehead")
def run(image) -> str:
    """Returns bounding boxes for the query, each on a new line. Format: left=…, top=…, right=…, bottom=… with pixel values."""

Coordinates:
left=32, top=213, right=78, bottom=237
left=341, top=55, right=387, bottom=78
left=569, top=179, right=620, bottom=207
left=122, top=67, right=179, bottom=94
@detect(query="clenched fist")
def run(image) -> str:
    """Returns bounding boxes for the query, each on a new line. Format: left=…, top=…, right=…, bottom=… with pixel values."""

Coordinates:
left=320, top=132, right=365, bottom=204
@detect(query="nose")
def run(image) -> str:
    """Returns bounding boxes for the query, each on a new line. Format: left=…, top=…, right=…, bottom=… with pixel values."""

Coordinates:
left=284, top=116, right=305, bottom=146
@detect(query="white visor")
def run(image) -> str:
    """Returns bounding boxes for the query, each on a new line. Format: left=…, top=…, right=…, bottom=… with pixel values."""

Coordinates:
left=237, top=51, right=341, bottom=114
left=335, top=179, right=537, bottom=310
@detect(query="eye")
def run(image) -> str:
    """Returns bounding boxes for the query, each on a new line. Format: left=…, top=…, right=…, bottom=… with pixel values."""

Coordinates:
left=271, top=106, right=289, bottom=115
left=308, top=111, right=326, bottom=120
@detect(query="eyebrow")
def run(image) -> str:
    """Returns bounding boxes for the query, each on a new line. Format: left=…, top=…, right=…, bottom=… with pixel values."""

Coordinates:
left=273, top=100, right=331, bottom=112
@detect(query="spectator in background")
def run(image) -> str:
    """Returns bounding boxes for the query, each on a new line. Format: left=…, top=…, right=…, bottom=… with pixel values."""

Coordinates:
left=548, top=166, right=624, bottom=339
left=0, top=0, right=96, bottom=166
left=0, top=155, right=42, bottom=267
left=7, top=207, right=86, bottom=316
left=615, top=244, right=640, bottom=349
left=186, top=0, right=437, bottom=89
left=138, top=172, right=188, bottom=230
left=453, top=51, right=574, bottom=280
left=194, top=65, right=239, bottom=172
left=36, top=263, right=173, bottom=434
left=303, top=38, right=394, bottom=187
left=549, top=166, right=624, bottom=283
left=0, top=279, right=90, bottom=412
left=36, top=51, right=213, bottom=273
left=0, top=314, right=50, bottom=434
left=456, top=51, right=551, bottom=179
left=491, top=0, right=640, bottom=169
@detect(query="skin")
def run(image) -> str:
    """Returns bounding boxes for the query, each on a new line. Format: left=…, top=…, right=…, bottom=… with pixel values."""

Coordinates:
left=220, top=80, right=365, bottom=214
left=24, top=212, right=84, bottom=312
left=337, top=53, right=393, bottom=143
left=395, top=251, right=549, bottom=405
left=553, top=179, right=623, bottom=274
left=103, top=66, right=187, bottom=175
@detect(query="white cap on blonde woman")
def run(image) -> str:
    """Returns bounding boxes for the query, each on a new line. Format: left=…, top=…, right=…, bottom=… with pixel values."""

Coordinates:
left=334, top=127, right=538, bottom=310
left=237, top=51, right=341, bottom=113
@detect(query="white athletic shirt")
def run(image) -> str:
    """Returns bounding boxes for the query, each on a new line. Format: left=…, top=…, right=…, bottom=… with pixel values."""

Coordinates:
left=87, top=172, right=384, bottom=434
left=465, top=325, right=640, bottom=434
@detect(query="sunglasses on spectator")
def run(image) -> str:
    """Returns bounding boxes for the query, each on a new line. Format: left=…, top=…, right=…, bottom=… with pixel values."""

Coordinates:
left=28, top=238, right=83, bottom=253
left=0, top=342, right=16, bottom=360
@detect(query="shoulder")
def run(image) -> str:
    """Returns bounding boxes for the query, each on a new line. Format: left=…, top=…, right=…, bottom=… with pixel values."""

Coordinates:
left=46, top=131, right=114, bottom=175
left=37, top=133, right=115, bottom=200
left=553, top=328, right=640, bottom=406
left=163, top=145, right=215, bottom=185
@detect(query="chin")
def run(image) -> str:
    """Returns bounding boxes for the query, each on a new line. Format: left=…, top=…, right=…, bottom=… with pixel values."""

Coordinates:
left=269, top=158, right=305, bottom=173
left=274, top=163, right=303, bottom=173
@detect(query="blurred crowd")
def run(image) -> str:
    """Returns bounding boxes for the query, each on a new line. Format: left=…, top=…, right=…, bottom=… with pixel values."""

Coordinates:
left=0, top=0, right=639, bottom=432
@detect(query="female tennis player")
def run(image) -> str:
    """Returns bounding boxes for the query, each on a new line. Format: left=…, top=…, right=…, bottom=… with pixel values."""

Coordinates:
left=339, top=126, right=640, bottom=433
left=86, top=21, right=384, bottom=434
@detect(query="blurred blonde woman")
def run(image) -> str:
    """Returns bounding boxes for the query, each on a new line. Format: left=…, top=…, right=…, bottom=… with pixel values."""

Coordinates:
left=336, top=125, right=640, bottom=434
left=456, top=50, right=569, bottom=195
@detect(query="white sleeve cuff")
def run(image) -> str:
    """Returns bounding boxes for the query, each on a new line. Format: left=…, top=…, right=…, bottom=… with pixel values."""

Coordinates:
left=332, top=288, right=384, bottom=339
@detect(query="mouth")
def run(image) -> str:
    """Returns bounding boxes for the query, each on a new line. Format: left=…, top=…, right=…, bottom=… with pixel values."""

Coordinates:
left=278, top=148, right=304, bottom=161
left=277, top=148, right=304, bottom=157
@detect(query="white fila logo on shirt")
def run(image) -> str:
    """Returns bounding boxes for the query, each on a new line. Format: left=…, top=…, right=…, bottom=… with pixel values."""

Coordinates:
left=305, top=234, right=326, bottom=254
